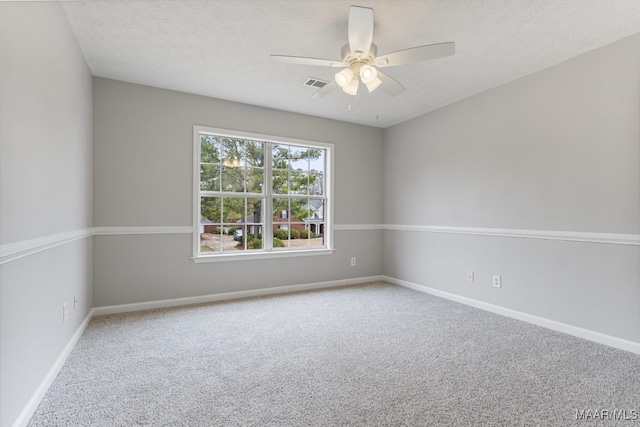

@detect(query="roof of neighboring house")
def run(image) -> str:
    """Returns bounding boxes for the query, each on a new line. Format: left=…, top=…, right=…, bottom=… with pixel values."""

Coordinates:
left=309, top=199, right=323, bottom=210
left=200, top=215, right=214, bottom=225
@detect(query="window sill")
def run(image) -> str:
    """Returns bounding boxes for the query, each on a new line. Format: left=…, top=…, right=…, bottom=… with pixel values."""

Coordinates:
left=192, top=248, right=335, bottom=263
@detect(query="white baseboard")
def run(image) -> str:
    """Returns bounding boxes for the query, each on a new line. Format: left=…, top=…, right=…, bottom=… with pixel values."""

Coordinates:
left=12, top=309, right=95, bottom=427
left=384, top=275, right=640, bottom=356
left=93, top=275, right=386, bottom=316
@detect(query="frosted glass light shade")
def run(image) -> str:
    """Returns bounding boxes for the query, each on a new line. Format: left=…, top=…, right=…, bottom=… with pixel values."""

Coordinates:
left=365, top=76, right=382, bottom=92
left=359, top=65, right=381, bottom=93
left=360, top=65, right=377, bottom=83
left=335, top=68, right=354, bottom=88
left=342, top=78, right=359, bottom=95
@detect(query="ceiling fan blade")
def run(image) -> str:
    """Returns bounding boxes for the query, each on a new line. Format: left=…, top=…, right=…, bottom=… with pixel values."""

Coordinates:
left=311, top=79, right=338, bottom=99
left=377, top=70, right=405, bottom=96
left=348, top=6, right=374, bottom=56
left=374, top=42, right=455, bottom=67
left=270, top=55, right=346, bottom=68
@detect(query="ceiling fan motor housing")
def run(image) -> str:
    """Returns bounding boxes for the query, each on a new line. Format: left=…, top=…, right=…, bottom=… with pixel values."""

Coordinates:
left=341, top=43, right=377, bottom=66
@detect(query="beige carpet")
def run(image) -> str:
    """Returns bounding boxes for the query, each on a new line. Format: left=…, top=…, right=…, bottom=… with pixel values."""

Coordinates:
left=28, top=282, right=640, bottom=426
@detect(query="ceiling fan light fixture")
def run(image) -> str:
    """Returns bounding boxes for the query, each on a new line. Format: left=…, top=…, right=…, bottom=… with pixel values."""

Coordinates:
left=359, top=64, right=377, bottom=82
left=270, top=6, right=453, bottom=99
left=365, top=76, right=382, bottom=93
left=342, top=78, right=359, bottom=95
left=335, top=68, right=354, bottom=88
left=359, top=64, right=381, bottom=92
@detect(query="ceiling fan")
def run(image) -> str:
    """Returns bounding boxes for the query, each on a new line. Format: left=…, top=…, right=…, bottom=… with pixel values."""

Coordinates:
left=269, top=5, right=455, bottom=98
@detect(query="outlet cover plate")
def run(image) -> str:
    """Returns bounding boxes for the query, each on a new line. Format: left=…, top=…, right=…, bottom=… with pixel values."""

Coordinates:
left=492, top=275, right=501, bottom=288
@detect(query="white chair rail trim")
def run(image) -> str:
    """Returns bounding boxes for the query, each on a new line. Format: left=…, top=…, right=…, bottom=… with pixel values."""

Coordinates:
left=0, top=229, right=93, bottom=265
left=2, top=224, right=638, bottom=265
left=384, top=224, right=640, bottom=246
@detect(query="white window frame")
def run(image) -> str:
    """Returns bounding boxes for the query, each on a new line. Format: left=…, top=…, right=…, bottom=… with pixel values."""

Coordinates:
left=192, top=125, right=334, bottom=262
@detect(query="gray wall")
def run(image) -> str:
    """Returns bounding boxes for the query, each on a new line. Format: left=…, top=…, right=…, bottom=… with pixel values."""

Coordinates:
left=2, top=7, right=637, bottom=424
left=0, top=3, right=93, bottom=426
left=383, top=33, right=640, bottom=343
left=93, top=78, right=384, bottom=306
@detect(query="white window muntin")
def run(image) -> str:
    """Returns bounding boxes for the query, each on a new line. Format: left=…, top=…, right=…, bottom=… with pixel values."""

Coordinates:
left=193, top=125, right=334, bottom=261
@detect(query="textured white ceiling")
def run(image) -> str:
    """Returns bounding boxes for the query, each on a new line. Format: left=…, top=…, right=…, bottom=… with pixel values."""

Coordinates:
left=61, top=0, right=640, bottom=128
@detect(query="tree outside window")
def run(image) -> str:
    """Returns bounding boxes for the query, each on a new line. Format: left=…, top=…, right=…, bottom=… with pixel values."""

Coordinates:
left=195, top=128, right=331, bottom=258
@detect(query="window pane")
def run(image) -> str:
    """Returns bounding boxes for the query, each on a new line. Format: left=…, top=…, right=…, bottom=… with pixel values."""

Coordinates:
left=245, top=141, right=265, bottom=167
left=309, top=148, right=324, bottom=174
left=289, top=146, right=309, bottom=195
left=272, top=169, right=288, bottom=194
left=222, top=197, right=244, bottom=223
left=309, top=224, right=325, bottom=247
left=290, top=198, right=309, bottom=222
left=273, top=224, right=290, bottom=249
left=246, top=167, right=264, bottom=193
left=200, top=164, right=220, bottom=191
left=200, top=226, right=223, bottom=253
left=272, top=196, right=289, bottom=249
left=308, top=199, right=324, bottom=248
left=289, top=169, right=307, bottom=195
left=310, top=172, right=323, bottom=195
left=246, top=198, right=263, bottom=224
left=272, top=144, right=289, bottom=169
left=222, top=138, right=244, bottom=167
left=200, top=197, right=221, bottom=253
left=223, top=224, right=244, bottom=252
left=201, top=197, right=221, bottom=224
left=225, top=224, right=264, bottom=252
left=247, top=224, right=262, bottom=237
left=309, top=199, right=324, bottom=221
left=222, top=166, right=245, bottom=192
left=272, top=198, right=289, bottom=221
left=201, top=136, right=221, bottom=163
left=289, top=145, right=308, bottom=171
left=246, top=232, right=262, bottom=250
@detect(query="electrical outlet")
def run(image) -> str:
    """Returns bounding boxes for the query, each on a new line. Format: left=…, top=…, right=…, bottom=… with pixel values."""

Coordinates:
left=350, top=257, right=356, bottom=267
left=73, top=294, right=78, bottom=310
left=63, top=303, right=68, bottom=322
left=467, top=271, right=474, bottom=282
left=492, top=275, right=502, bottom=288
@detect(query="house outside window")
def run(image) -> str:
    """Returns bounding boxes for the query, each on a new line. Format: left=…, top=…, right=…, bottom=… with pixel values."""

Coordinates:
left=193, top=126, right=333, bottom=262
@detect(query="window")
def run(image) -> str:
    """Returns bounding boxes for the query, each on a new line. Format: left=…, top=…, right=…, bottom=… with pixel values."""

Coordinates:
left=193, top=126, right=333, bottom=261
